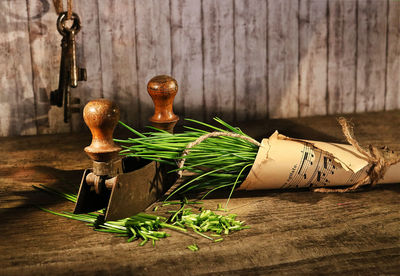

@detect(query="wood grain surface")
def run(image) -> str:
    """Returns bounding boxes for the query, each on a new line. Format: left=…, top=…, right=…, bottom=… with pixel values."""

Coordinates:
left=98, top=0, right=139, bottom=125
left=74, top=0, right=104, bottom=114
left=1, top=111, right=399, bottom=275
left=135, top=0, right=172, bottom=127
left=0, top=0, right=37, bottom=136
left=299, top=0, right=328, bottom=117
left=1, top=0, right=400, bottom=136
left=234, top=0, right=268, bottom=122
left=203, top=0, right=235, bottom=122
left=327, top=0, right=357, bottom=115
left=171, top=0, right=203, bottom=120
left=27, top=0, right=68, bottom=134
left=356, top=0, right=388, bottom=113
left=268, top=0, right=299, bottom=119
left=385, top=0, right=400, bottom=111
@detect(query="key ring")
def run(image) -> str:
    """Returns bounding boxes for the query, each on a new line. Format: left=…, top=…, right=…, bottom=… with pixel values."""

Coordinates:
left=57, top=12, right=81, bottom=36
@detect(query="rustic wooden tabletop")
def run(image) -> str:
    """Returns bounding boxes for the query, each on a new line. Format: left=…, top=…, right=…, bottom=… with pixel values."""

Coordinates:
left=1, top=111, right=400, bottom=275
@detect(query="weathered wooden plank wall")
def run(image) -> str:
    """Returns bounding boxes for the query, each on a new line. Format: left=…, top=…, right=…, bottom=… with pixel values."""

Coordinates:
left=385, top=0, right=400, bottom=111
left=0, top=0, right=399, bottom=136
left=203, top=0, right=235, bottom=122
left=299, top=0, right=328, bottom=117
left=1, top=1, right=37, bottom=136
left=235, top=0, right=268, bottom=121
left=171, top=0, right=203, bottom=120
left=357, top=0, right=388, bottom=112
left=327, top=0, right=357, bottom=114
left=268, top=0, right=299, bottom=118
left=97, top=0, right=138, bottom=126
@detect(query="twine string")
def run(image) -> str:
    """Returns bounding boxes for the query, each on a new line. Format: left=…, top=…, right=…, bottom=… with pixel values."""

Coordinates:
left=164, top=132, right=260, bottom=196
left=313, top=117, right=400, bottom=193
left=67, top=0, right=73, bottom=19
left=176, top=132, right=260, bottom=177
left=52, top=0, right=73, bottom=19
left=52, top=0, right=63, bottom=14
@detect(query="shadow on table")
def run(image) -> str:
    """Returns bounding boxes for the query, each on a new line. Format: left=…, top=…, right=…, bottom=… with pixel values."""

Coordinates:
left=0, top=166, right=83, bottom=226
left=182, top=183, right=400, bottom=206
left=169, top=116, right=343, bottom=143
left=182, top=188, right=327, bottom=205
left=236, top=118, right=343, bottom=143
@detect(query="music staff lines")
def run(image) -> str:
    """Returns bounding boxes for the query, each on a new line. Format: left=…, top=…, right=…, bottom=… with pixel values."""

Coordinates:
left=315, top=155, right=336, bottom=186
left=345, top=167, right=365, bottom=185
left=285, top=144, right=315, bottom=188
left=284, top=144, right=338, bottom=188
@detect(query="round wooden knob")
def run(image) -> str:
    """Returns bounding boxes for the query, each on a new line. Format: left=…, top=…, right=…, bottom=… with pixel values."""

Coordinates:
left=83, top=99, right=121, bottom=162
left=147, top=75, right=179, bottom=132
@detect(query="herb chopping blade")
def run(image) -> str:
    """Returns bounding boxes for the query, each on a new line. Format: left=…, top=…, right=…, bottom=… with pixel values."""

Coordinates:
left=74, top=75, right=180, bottom=221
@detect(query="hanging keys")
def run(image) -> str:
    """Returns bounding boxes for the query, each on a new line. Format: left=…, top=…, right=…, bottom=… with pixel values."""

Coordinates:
left=50, top=12, right=87, bottom=123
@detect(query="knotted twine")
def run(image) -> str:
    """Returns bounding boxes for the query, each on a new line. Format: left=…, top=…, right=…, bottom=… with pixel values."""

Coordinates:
left=176, top=132, right=261, bottom=177
left=174, top=118, right=399, bottom=193
left=165, top=132, right=260, bottom=196
left=52, top=0, right=73, bottom=19
left=313, top=117, right=400, bottom=193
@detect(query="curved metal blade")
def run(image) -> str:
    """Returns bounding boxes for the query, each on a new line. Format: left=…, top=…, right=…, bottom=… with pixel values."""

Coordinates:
left=104, top=161, right=178, bottom=221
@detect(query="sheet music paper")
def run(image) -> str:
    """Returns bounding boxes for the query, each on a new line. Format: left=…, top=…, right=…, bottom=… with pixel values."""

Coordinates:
left=240, top=131, right=400, bottom=190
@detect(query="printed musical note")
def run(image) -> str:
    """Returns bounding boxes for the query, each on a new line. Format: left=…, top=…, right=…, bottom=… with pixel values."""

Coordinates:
left=283, top=143, right=318, bottom=188
left=282, top=143, right=340, bottom=188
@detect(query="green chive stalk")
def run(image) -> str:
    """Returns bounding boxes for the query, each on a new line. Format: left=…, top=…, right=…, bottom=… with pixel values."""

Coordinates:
left=187, top=244, right=199, bottom=251
left=34, top=185, right=184, bottom=246
left=116, top=118, right=260, bottom=202
left=34, top=185, right=250, bottom=248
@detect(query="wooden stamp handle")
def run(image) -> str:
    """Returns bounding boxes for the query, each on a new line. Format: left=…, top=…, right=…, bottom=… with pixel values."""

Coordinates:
left=147, top=75, right=179, bottom=132
left=83, top=99, right=121, bottom=162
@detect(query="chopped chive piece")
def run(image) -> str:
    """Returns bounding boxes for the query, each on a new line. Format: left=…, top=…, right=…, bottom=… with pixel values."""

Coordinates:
left=187, top=244, right=199, bottom=251
left=216, top=203, right=229, bottom=212
left=139, top=239, right=147, bottom=246
left=194, top=230, right=213, bottom=241
left=35, top=184, right=250, bottom=249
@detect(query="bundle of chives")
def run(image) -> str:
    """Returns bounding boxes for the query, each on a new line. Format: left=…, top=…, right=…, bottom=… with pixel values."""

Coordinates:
left=116, top=118, right=260, bottom=202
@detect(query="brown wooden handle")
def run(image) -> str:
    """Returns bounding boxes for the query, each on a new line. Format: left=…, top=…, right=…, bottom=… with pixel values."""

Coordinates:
left=147, top=75, right=179, bottom=132
left=83, top=99, right=121, bottom=162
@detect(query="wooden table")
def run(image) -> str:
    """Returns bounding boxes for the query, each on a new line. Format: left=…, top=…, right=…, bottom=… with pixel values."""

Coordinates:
left=1, top=112, right=400, bottom=275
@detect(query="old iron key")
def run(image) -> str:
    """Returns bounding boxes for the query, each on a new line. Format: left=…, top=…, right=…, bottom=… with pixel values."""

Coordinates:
left=50, top=12, right=87, bottom=123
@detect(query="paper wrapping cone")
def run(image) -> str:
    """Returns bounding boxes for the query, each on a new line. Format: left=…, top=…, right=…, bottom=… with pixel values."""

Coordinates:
left=239, top=131, right=400, bottom=190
